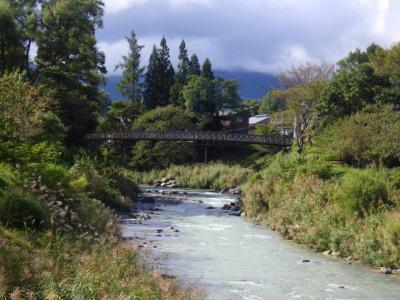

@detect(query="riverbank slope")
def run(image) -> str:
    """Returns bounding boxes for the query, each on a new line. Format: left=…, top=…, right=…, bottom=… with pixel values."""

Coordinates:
left=0, top=158, right=198, bottom=299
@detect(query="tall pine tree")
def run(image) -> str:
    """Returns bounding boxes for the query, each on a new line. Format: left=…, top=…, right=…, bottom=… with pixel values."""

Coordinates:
left=202, top=58, right=214, bottom=80
left=189, top=54, right=201, bottom=76
left=36, top=0, right=107, bottom=145
left=144, top=36, right=175, bottom=109
left=177, top=40, right=190, bottom=79
left=115, top=30, right=144, bottom=105
left=170, top=39, right=190, bottom=105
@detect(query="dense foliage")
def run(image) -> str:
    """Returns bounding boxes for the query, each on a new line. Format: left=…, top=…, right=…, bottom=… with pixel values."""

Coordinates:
left=130, top=105, right=198, bottom=169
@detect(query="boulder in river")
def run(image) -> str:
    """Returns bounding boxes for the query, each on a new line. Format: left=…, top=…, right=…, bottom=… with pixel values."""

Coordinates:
left=229, top=211, right=241, bottom=217
left=222, top=204, right=231, bottom=210
left=380, top=267, right=393, bottom=275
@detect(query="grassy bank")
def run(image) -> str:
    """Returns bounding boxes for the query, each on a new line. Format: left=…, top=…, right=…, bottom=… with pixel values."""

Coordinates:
left=242, top=152, right=400, bottom=269
left=0, top=158, right=198, bottom=299
left=126, top=163, right=251, bottom=190
left=0, top=229, right=198, bottom=299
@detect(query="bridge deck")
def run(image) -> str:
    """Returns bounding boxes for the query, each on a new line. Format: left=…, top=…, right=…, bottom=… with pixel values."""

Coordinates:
left=87, top=131, right=292, bottom=146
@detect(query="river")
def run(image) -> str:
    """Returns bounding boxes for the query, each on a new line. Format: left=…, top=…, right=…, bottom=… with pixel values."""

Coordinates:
left=121, top=188, right=400, bottom=300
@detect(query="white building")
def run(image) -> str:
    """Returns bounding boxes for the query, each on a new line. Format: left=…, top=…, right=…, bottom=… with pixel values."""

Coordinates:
left=249, top=114, right=269, bottom=127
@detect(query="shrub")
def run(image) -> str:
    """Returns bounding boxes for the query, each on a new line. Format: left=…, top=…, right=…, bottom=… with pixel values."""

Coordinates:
left=296, top=161, right=337, bottom=180
left=69, top=175, right=88, bottom=193
left=28, top=162, right=70, bottom=189
left=321, top=105, right=400, bottom=167
left=0, top=189, right=48, bottom=229
left=0, top=163, right=17, bottom=189
left=334, top=170, right=391, bottom=217
left=69, top=158, right=130, bottom=211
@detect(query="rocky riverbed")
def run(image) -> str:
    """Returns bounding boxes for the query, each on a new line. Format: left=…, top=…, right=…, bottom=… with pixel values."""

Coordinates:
left=120, top=188, right=400, bottom=300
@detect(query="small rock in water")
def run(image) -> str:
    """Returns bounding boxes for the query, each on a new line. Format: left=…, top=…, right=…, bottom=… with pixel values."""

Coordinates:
left=161, top=274, right=176, bottom=279
left=174, top=229, right=180, bottom=232
left=153, top=245, right=157, bottom=248
left=336, top=285, right=345, bottom=289
left=206, top=206, right=214, bottom=209
left=302, top=259, right=311, bottom=263
left=381, top=267, right=393, bottom=275
left=156, top=229, right=163, bottom=233
left=198, top=200, right=203, bottom=203
left=170, top=227, right=175, bottom=230
left=229, top=211, right=241, bottom=217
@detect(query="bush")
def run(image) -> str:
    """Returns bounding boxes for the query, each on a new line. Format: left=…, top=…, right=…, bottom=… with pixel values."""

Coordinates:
left=69, top=158, right=131, bottom=211
left=0, top=163, right=18, bottom=189
left=321, top=105, right=400, bottom=167
left=334, top=170, right=391, bottom=217
left=0, top=189, right=48, bottom=229
left=296, top=160, right=338, bottom=180
left=28, top=162, right=71, bottom=189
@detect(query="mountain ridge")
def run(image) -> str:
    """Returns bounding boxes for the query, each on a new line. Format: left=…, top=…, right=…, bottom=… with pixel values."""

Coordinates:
left=104, top=70, right=279, bottom=101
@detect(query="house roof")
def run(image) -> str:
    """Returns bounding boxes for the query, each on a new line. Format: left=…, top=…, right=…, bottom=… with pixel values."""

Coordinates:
left=249, top=114, right=269, bottom=125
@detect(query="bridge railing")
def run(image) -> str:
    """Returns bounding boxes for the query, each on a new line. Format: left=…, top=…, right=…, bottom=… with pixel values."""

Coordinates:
left=86, top=131, right=293, bottom=146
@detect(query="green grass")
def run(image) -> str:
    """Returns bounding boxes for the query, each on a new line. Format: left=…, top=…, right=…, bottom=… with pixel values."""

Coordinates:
left=0, top=228, right=200, bottom=299
left=125, top=163, right=251, bottom=190
left=242, top=153, right=400, bottom=268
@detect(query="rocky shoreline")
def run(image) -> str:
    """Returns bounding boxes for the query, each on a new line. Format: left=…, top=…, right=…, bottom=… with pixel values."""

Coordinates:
left=124, top=185, right=400, bottom=277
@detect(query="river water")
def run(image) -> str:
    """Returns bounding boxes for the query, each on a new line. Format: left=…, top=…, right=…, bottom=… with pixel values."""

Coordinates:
left=121, top=188, right=400, bottom=300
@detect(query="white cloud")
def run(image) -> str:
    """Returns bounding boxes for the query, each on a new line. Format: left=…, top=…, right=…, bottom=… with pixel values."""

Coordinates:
left=99, top=0, right=400, bottom=74
left=104, top=0, right=210, bottom=14
left=167, top=0, right=211, bottom=9
left=104, top=0, right=147, bottom=14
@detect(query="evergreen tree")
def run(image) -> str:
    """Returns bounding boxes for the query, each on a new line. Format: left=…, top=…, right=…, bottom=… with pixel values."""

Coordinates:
left=170, top=40, right=190, bottom=105
left=202, top=58, right=214, bottom=80
left=35, top=0, right=107, bottom=145
left=144, top=37, right=175, bottom=109
left=177, top=40, right=190, bottom=79
left=0, top=1, right=25, bottom=75
left=115, top=30, right=144, bottom=105
left=189, top=54, right=201, bottom=76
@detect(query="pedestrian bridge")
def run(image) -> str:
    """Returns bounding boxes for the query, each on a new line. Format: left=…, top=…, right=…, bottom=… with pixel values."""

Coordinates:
left=86, top=131, right=292, bottom=147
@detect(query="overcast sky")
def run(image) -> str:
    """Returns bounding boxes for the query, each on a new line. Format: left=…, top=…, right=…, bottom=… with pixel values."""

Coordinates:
left=98, top=0, right=400, bottom=75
